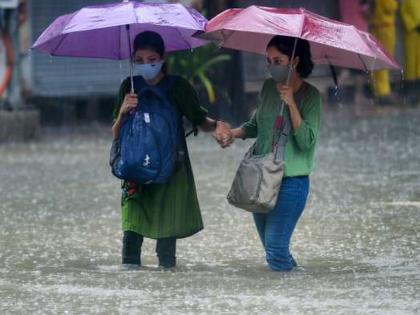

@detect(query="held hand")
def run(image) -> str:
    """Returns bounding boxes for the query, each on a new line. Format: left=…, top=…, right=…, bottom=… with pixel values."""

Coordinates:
left=214, top=131, right=234, bottom=148
left=213, top=121, right=234, bottom=148
left=276, top=83, right=296, bottom=107
left=119, top=93, right=138, bottom=116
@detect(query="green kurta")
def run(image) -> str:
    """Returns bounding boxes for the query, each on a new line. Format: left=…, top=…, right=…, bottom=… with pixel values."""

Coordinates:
left=112, top=75, right=207, bottom=239
left=242, top=78, right=322, bottom=177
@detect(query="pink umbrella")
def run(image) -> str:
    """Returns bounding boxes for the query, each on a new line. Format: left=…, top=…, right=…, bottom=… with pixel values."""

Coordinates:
left=200, top=6, right=400, bottom=71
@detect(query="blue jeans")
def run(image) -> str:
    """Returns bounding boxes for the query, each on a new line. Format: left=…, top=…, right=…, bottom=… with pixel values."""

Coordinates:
left=253, top=176, right=309, bottom=271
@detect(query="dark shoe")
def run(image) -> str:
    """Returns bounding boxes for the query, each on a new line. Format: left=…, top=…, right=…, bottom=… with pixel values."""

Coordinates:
left=157, top=265, right=177, bottom=272
left=119, top=264, right=141, bottom=271
left=158, top=257, right=176, bottom=269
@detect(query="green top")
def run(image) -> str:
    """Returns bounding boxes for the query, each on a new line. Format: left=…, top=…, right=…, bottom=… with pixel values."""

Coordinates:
left=242, top=78, right=321, bottom=177
left=112, top=75, right=208, bottom=239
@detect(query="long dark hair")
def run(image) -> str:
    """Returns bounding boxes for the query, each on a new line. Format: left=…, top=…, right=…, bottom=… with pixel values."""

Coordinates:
left=133, top=31, right=167, bottom=73
left=267, top=35, right=314, bottom=78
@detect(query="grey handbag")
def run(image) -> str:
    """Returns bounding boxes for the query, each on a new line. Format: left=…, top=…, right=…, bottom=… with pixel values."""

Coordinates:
left=227, top=106, right=291, bottom=213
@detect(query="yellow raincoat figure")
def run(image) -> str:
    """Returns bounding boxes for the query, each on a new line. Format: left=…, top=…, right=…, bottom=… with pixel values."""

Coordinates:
left=400, top=0, right=420, bottom=104
left=369, top=0, right=398, bottom=99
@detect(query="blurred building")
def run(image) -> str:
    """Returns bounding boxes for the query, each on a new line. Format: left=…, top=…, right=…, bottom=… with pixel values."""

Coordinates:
left=28, top=0, right=127, bottom=98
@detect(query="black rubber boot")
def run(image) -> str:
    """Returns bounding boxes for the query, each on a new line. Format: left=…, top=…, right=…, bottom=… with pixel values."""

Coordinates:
left=122, top=231, right=143, bottom=266
left=156, top=237, right=176, bottom=268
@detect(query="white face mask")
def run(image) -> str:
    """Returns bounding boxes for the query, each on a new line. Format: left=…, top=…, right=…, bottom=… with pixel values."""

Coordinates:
left=133, top=61, right=163, bottom=81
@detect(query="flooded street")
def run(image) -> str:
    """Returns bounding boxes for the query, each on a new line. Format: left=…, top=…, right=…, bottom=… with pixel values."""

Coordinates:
left=1, top=110, right=419, bottom=314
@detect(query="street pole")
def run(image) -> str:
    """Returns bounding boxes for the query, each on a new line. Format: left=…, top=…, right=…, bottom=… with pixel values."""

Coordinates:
left=0, top=0, right=23, bottom=110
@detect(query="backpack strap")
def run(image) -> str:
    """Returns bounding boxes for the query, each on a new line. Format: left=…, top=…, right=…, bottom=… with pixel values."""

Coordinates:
left=130, top=75, right=198, bottom=139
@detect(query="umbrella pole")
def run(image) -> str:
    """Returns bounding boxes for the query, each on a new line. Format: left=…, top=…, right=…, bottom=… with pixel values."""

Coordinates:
left=286, top=37, right=298, bottom=85
left=280, top=37, right=299, bottom=115
left=125, top=24, right=134, bottom=93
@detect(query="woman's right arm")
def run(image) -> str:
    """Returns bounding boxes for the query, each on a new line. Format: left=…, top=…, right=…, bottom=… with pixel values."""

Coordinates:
left=237, top=110, right=258, bottom=139
left=111, top=93, right=138, bottom=139
left=231, top=127, right=246, bottom=139
left=111, top=110, right=124, bottom=140
left=218, top=112, right=256, bottom=147
left=221, top=79, right=267, bottom=147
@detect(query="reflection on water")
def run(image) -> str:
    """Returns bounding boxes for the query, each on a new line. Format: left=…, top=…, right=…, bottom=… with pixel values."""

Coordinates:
left=1, top=111, right=419, bottom=314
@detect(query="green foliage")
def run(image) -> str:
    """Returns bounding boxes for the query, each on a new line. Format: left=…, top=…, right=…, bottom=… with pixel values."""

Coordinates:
left=168, top=43, right=231, bottom=103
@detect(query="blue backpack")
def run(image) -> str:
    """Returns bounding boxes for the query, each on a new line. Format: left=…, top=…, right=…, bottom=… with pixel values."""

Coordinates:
left=110, top=75, right=182, bottom=184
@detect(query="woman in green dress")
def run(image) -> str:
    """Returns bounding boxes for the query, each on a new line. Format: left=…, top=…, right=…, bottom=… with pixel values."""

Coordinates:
left=112, top=31, right=230, bottom=269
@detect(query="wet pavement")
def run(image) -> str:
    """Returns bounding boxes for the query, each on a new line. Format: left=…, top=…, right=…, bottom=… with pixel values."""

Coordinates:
left=0, top=110, right=419, bottom=314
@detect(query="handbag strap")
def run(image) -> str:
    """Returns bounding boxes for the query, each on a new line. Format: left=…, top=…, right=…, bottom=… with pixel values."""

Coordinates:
left=272, top=104, right=291, bottom=162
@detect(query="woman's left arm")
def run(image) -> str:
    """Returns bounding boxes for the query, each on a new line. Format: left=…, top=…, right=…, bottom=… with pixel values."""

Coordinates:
left=175, top=77, right=231, bottom=140
left=200, top=117, right=229, bottom=133
left=291, top=95, right=321, bottom=151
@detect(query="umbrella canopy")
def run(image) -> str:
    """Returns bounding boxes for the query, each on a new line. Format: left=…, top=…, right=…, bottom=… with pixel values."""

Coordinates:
left=32, top=1, right=208, bottom=59
left=200, top=6, right=400, bottom=71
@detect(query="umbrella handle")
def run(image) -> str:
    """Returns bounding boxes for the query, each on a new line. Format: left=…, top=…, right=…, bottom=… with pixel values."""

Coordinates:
left=285, top=37, right=298, bottom=86
left=272, top=38, right=298, bottom=158
left=125, top=24, right=135, bottom=94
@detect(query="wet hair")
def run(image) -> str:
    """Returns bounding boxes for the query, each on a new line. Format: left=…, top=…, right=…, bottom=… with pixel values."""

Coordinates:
left=267, top=35, right=314, bottom=78
left=133, top=31, right=165, bottom=57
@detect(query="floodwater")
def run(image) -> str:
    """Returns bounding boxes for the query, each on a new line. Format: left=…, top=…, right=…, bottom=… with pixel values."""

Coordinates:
left=1, top=110, right=419, bottom=314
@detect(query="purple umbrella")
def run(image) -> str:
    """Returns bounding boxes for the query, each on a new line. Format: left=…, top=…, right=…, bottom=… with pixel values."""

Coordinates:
left=32, top=1, right=208, bottom=90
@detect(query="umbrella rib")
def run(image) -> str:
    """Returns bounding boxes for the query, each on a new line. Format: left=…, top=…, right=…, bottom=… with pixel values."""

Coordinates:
left=357, top=54, right=369, bottom=72
left=324, top=54, right=338, bottom=87
left=175, top=27, right=194, bottom=52
left=51, top=34, right=68, bottom=56
left=370, top=57, right=377, bottom=72
left=220, top=29, right=235, bottom=46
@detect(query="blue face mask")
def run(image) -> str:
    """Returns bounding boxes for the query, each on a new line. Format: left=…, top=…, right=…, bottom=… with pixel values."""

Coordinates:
left=133, top=61, right=163, bottom=81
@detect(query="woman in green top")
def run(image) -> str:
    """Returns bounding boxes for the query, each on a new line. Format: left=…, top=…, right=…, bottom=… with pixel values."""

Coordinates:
left=112, top=31, right=230, bottom=269
left=219, top=35, right=322, bottom=271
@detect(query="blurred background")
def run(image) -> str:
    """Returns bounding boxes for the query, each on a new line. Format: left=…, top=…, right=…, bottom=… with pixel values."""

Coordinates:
left=0, top=0, right=417, bottom=141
